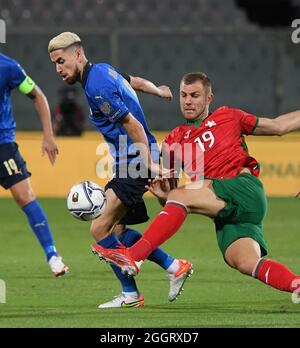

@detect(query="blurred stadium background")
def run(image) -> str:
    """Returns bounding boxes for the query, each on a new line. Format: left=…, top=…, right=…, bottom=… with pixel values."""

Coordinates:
left=0, top=0, right=300, bottom=197
left=1, top=0, right=300, bottom=328
left=2, top=0, right=300, bottom=126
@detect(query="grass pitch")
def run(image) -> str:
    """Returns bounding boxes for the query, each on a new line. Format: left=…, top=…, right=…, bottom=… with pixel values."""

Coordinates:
left=0, top=197, right=299, bottom=328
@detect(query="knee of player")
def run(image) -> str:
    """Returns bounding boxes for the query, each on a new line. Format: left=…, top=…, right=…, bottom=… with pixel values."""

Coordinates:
left=226, top=257, right=253, bottom=275
left=14, top=190, right=35, bottom=207
left=236, top=261, right=253, bottom=275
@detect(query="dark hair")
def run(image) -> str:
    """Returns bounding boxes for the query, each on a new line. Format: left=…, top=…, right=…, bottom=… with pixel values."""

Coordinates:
left=68, top=42, right=83, bottom=52
left=181, top=72, right=212, bottom=91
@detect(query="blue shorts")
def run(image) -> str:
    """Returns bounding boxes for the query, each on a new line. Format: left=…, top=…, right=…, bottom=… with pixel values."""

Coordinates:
left=105, top=175, right=149, bottom=225
left=0, top=142, right=31, bottom=189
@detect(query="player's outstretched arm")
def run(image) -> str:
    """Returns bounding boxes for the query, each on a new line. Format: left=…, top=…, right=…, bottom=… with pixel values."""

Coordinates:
left=121, top=113, right=157, bottom=171
left=121, top=112, right=153, bottom=161
left=120, top=113, right=173, bottom=177
left=130, top=76, right=173, bottom=101
left=254, top=110, right=300, bottom=136
left=27, top=86, right=58, bottom=165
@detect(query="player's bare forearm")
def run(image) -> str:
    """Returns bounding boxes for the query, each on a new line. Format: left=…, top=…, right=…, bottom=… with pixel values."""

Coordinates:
left=27, top=86, right=58, bottom=164
left=276, top=110, right=300, bottom=134
left=255, top=110, right=300, bottom=136
left=28, top=86, right=54, bottom=138
left=121, top=114, right=174, bottom=176
left=121, top=113, right=153, bottom=169
left=130, top=76, right=173, bottom=100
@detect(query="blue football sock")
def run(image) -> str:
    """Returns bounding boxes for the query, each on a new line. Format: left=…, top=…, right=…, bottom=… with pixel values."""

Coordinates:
left=97, top=233, right=120, bottom=249
left=97, top=233, right=138, bottom=293
left=119, top=228, right=174, bottom=270
left=22, top=200, right=58, bottom=262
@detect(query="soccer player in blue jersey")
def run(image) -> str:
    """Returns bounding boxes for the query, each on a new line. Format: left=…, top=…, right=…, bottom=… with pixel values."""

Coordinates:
left=0, top=53, right=68, bottom=277
left=48, top=32, right=192, bottom=308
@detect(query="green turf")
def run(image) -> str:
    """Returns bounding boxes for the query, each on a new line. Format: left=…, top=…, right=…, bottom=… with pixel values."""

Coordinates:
left=0, top=197, right=299, bottom=328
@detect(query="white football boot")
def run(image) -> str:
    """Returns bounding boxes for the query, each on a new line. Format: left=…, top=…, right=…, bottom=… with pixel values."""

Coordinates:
left=168, top=259, right=193, bottom=301
left=98, top=293, right=144, bottom=308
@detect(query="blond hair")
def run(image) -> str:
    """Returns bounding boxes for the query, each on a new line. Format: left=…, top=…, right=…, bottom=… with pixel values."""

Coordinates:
left=48, top=32, right=82, bottom=53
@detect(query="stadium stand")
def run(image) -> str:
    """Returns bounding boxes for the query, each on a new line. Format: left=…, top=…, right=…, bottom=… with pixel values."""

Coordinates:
left=0, top=0, right=252, bottom=29
left=0, top=0, right=297, bottom=129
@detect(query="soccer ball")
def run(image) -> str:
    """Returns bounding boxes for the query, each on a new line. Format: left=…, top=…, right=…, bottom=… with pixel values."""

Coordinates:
left=67, top=181, right=107, bottom=221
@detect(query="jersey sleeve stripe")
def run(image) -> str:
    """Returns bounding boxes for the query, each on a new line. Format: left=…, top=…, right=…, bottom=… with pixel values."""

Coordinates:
left=251, top=117, right=259, bottom=135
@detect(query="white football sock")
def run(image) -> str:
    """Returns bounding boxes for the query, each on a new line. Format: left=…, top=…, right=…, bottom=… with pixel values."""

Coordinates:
left=166, top=259, right=180, bottom=274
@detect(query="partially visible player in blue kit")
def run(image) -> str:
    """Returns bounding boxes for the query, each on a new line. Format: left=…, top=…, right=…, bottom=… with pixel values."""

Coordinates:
left=48, top=32, right=192, bottom=308
left=0, top=53, right=68, bottom=277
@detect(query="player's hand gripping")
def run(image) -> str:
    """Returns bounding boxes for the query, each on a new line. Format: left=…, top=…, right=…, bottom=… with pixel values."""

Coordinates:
left=157, top=85, right=173, bottom=101
left=146, top=176, right=171, bottom=203
left=42, top=135, right=59, bottom=165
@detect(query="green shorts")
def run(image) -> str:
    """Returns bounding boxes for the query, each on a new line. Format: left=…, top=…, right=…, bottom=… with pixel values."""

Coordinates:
left=211, top=173, right=268, bottom=257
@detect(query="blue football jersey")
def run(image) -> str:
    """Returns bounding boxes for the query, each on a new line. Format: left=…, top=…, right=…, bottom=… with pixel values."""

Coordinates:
left=0, top=53, right=27, bottom=144
left=81, top=62, right=159, bottom=166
